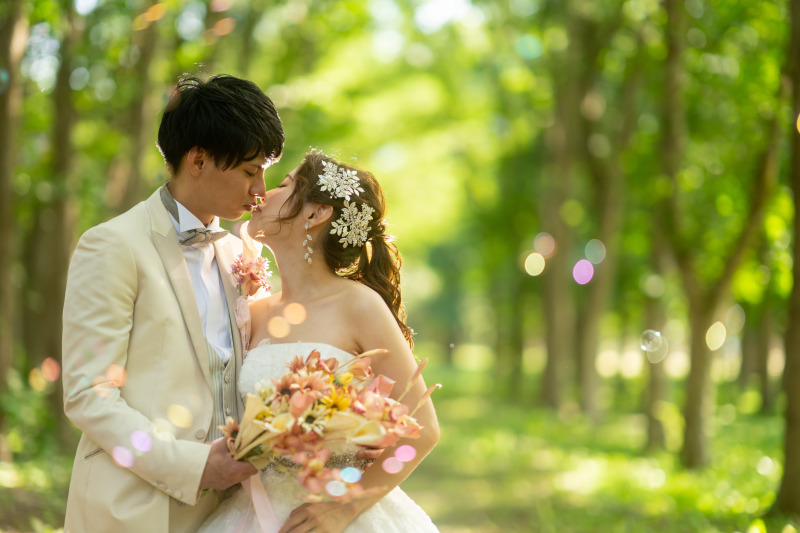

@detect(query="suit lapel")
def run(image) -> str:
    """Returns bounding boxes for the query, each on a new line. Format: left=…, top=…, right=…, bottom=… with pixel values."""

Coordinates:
left=147, top=190, right=213, bottom=389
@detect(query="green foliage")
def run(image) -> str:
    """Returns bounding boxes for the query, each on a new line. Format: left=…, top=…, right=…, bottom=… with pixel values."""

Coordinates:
left=401, top=363, right=795, bottom=533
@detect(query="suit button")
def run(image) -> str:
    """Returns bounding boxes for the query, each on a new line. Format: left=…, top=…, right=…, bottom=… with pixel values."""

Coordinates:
left=174, top=490, right=183, bottom=499
left=224, top=375, right=230, bottom=384
left=225, top=407, right=231, bottom=416
left=195, top=429, right=206, bottom=440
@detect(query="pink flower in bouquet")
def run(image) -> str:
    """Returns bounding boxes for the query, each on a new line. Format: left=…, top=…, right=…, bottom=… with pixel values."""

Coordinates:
left=230, top=253, right=272, bottom=297
left=294, top=448, right=337, bottom=494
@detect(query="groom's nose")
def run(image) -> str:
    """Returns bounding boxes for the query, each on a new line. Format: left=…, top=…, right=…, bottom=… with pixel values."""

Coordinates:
left=250, top=177, right=267, bottom=200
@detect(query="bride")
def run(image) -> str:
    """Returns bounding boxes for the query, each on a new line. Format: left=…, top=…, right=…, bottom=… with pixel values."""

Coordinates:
left=199, top=151, right=440, bottom=533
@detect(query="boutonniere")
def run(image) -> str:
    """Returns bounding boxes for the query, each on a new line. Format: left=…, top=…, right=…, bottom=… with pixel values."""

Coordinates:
left=230, top=254, right=272, bottom=297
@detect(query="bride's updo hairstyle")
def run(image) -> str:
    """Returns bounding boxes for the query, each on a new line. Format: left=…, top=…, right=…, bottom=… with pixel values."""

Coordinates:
left=279, top=151, right=413, bottom=347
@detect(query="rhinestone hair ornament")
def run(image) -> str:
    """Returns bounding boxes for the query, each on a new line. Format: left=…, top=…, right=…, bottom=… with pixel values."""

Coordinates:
left=318, top=160, right=364, bottom=201
left=331, top=201, right=375, bottom=248
left=316, top=160, right=375, bottom=248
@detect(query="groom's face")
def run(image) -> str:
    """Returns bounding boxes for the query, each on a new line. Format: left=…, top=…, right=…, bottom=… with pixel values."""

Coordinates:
left=197, top=155, right=269, bottom=222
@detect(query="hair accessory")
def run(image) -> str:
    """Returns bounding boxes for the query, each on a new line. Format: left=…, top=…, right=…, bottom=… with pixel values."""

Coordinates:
left=317, top=160, right=363, bottom=201
left=330, top=201, right=375, bottom=248
left=303, top=222, right=313, bottom=264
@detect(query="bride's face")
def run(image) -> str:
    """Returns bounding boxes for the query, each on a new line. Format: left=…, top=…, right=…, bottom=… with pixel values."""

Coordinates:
left=247, top=165, right=300, bottom=242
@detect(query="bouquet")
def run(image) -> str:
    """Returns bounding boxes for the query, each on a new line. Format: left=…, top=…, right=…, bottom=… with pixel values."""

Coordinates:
left=219, top=348, right=440, bottom=501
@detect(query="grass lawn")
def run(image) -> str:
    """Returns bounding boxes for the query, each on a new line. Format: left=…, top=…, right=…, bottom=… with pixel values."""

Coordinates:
left=1, top=362, right=798, bottom=532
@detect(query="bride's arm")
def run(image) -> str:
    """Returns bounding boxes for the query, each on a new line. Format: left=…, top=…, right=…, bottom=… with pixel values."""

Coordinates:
left=278, top=288, right=440, bottom=533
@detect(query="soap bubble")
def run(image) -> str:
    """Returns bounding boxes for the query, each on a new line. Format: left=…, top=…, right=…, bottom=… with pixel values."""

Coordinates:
left=640, top=330, right=668, bottom=363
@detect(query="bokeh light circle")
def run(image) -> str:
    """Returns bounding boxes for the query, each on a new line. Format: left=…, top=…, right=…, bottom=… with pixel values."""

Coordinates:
left=585, top=239, right=606, bottom=264
left=572, top=259, right=594, bottom=285
left=325, top=480, right=347, bottom=497
left=524, top=252, right=545, bottom=276
left=705, top=321, right=727, bottom=351
left=534, top=232, right=556, bottom=257
left=41, top=357, right=61, bottom=382
left=340, top=467, right=362, bottom=483
left=382, top=457, right=404, bottom=474
left=0, top=69, right=9, bottom=95
left=112, top=446, right=134, bottom=468
left=29, top=368, right=47, bottom=392
left=267, top=316, right=290, bottom=338
left=106, top=364, right=127, bottom=386
left=167, top=404, right=193, bottom=428
left=283, top=303, right=307, bottom=325
left=130, top=430, right=152, bottom=452
left=395, top=445, right=417, bottom=463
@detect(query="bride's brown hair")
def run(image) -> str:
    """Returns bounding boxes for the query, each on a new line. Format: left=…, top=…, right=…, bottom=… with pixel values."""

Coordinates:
left=277, top=151, right=413, bottom=348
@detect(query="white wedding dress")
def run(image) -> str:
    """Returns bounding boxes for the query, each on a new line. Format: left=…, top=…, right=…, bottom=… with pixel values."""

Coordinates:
left=198, top=342, right=439, bottom=533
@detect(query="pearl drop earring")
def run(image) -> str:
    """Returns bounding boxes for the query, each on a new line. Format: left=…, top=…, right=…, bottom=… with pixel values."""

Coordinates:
left=303, top=222, right=313, bottom=264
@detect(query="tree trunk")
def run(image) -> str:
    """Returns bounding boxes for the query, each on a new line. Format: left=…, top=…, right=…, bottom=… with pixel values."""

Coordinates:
left=774, top=0, right=800, bottom=514
left=0, top=0, right=28, bottom=462
left=24, top=2, right=82, bottom=448
left=680, top=300, right=716, bottom=467
left=739, top=313, right=758, bottom=390
left=118, top=6, right=158, bottom=211
left=643, top=246, right=670, bottom=451
left=539, top=6, right=582, bottom=409
left=757, top=304, right=774, bottom=413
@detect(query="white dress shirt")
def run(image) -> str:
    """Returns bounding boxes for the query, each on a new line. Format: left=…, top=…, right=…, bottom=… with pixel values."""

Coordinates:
left=167, top=201, right=233, bottom=364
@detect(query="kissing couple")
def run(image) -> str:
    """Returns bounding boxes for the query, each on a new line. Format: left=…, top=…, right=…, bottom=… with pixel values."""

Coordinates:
left=61, top=74, right=440, bottom=533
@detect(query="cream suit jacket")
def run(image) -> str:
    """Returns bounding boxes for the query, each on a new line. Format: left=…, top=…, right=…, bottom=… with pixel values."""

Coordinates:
left=62, top=188, right=245, bottom=533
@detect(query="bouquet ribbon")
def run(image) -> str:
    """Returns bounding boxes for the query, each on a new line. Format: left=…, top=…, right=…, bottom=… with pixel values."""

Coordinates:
left=234, top=474, right=280, bottom=533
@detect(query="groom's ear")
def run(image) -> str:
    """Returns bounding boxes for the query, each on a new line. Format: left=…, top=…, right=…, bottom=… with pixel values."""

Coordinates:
left=186, top=147, right=207, bottom=177
left=306, top=203, right=333, bottom=229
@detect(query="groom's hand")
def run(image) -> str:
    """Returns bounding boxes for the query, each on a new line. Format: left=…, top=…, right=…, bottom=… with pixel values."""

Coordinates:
left=200, top=437, right=257, bottom=490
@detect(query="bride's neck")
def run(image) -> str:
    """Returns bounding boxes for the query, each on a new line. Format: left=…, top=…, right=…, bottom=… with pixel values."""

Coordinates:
left=273, top=250, right=339, bottom=302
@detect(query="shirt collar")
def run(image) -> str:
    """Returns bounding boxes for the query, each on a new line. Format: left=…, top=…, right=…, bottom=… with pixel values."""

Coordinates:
left=167, top=200, right=222, bottom=235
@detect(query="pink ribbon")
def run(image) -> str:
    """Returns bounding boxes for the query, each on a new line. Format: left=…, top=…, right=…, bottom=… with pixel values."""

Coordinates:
left=234, top=474, right=280, bottom=533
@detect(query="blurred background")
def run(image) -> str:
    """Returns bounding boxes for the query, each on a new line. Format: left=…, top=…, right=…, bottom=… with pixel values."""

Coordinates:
left=2, top=0, right=800, bottom=531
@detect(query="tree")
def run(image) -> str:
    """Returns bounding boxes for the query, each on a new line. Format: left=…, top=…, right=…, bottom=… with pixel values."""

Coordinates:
left=0, top=0, right=28, bottom=460
left=658, top=0, right=785, bottom=467
left=774, top=0, right=800, bottom=514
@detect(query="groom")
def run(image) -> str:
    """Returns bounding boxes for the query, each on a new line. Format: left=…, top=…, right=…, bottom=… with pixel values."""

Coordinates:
left=62, top=75, right=284, bottom=533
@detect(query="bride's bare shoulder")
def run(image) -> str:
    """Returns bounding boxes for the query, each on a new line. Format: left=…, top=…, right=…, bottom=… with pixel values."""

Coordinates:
left=337, top=280, right=391, bottom=320
left=249, top=292, right=282, bottom=321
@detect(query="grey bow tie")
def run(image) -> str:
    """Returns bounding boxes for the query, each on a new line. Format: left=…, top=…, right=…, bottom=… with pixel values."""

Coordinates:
left=160, top=185, right=228, bottom=246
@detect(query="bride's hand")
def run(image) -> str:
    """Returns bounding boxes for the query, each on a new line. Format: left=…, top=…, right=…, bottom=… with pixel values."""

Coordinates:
left=277, top=501, right=360, bottom=533
left=355, top=445, right=384, bottom=467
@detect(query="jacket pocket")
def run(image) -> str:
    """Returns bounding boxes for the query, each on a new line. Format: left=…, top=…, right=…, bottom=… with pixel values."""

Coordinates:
left=83, top=448, right=103, bottom=461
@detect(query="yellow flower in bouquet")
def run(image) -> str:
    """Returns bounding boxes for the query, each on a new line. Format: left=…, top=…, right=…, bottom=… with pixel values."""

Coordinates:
left=219, top=348, right=439, bottom=500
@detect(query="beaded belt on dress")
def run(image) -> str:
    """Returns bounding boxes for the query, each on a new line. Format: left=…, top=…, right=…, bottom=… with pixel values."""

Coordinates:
left=263, top=453, right=369, bottom=475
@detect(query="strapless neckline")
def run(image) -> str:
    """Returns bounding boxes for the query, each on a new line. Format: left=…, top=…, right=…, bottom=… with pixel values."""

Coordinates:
left=246, top=340, right=356, bottom=361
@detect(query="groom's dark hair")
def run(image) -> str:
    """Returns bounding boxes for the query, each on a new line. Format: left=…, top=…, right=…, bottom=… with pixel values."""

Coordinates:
left=157, top=74, right=284, bottom=174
